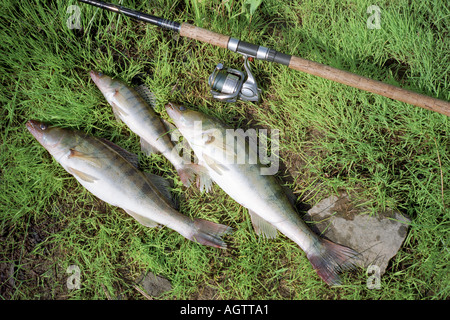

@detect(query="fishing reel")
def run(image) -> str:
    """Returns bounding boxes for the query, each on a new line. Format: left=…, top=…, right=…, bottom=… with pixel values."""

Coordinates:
left=208, top=55, right=261, bottom=103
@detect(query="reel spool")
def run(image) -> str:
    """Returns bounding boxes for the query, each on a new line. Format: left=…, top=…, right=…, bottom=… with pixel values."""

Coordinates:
left=208, top=56, right=261, bottom=103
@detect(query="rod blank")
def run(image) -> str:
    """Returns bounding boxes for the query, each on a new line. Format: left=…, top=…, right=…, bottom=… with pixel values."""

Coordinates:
left=78, top=0, right=181, bottom=31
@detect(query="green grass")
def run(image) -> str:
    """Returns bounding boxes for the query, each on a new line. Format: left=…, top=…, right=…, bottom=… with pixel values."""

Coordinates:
left=1, top=0, right=449, bottom=300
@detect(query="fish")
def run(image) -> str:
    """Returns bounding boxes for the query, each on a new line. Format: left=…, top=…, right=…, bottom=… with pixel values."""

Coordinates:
left=165, top=103, right=359, bottom=285
left=90, top=71, right=195, bottom=187
left=26, top=120, right=232, bottom=249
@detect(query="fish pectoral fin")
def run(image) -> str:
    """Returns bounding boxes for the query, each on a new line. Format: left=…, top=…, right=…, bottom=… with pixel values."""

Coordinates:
left=110, top=101, right=128, bottom=121
left=111, top=105, right=123, bottom=123
left=144, top=172, right=178, bottom=209
left=140, top=137, right=160, bottom=156
left=196, top=173, right=213, bottom=193
left=67, top=167, right=99, bottom=183
left=98, top=138, right=140, bottom=168
left=124, top=209, right=160, bottom=228
left=68, top=148, right=102, bottom=168
left=202, top=154, right=228, bottom=176
left=248, top=210, right=278, bottom=239
left=203, top=131, right=216, bottom=145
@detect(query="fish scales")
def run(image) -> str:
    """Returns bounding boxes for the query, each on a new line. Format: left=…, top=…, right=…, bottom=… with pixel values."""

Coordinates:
left=90, top=72, right=196, bottom=187
left=165, top=103, right=359, bottom=285
left=27, top=120, right=232, bottom=249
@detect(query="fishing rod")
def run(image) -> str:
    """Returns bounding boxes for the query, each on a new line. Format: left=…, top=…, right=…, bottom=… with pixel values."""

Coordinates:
left=78, top=0, right=450, bottom=116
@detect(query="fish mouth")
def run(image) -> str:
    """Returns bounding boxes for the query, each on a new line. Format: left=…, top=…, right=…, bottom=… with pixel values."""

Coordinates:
left=26, top=120, right=63, bottom=150
left=90, top=70, right=100, bottom=84
left=89, top=70, right=105, bottom=86
left=26, top=120, right=45, bottom=140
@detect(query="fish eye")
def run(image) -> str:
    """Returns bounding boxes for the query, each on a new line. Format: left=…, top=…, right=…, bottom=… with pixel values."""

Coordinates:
left=40, top=123, right=48, bottom=130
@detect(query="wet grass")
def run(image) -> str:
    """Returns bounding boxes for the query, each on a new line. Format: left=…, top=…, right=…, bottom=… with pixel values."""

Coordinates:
left=1, top=0, right=449, bottom=300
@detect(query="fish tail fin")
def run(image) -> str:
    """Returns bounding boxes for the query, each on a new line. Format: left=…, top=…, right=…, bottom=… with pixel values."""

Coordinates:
left=307, top=238, right=359, bottom=285
left=191, top=218, right=233, bottom=249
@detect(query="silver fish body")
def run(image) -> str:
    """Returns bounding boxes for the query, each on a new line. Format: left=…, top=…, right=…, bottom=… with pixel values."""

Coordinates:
left=165, top=103, right=358, bottom=284
left=27, top=120, right=231, bottom=249
left=90, top=71, right=194, bottom=186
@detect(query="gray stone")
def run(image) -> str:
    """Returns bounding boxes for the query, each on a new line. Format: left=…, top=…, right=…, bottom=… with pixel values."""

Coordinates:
left=304, top=193, right=411, bottom=275
left=138, top=272, right=172, bottom=297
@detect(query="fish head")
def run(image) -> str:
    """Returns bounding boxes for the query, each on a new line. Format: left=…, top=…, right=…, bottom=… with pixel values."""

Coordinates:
left=166, top=102, right=201, bottom=126
left=26, top=120, right=70, bottom=156
left=165, top=103, right=228, bottom=157
left=90, top=71, right=118, bottom=98
left=166, top=102, right=221, bottom=127
left=165, top=102, right=215, bottom=140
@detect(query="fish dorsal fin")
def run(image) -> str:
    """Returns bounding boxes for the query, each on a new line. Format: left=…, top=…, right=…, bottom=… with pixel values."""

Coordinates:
left=134, top=84, right=157, bottom=110
left=67, top=166, right=99, bottom=183
left=283, top=185, right=298, bottom=209
left=124, top=209, right=160, bottom=228
left=97, top=138, right=140, bottom=169
left=248, top=210, right=278, bottom=239
left=144, top=172, right=178, bottom=209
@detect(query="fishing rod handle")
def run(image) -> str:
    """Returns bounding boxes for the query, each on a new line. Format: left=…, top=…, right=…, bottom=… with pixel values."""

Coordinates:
left=289, top=56, right=450, bottom=117
left=180, top=23, right=229, bottom=49
left=180, top=23, right=292, bottom=64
